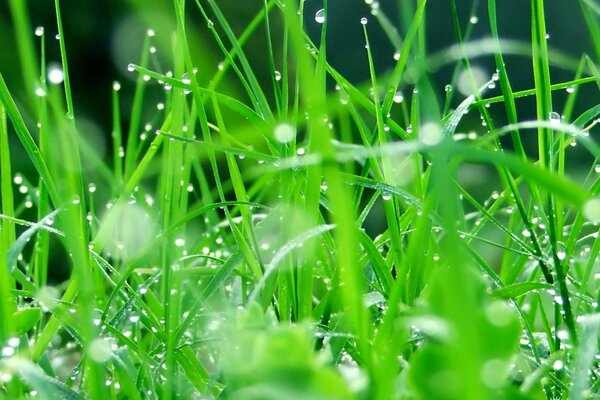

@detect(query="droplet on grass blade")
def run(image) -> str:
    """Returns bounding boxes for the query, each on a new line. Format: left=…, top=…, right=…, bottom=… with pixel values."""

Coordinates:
left=360, top=17, right=368, bottom=25
left=35, top=26, right=44, bottom=37
left=549, top=112, right=561, bottom=125
left=315, top=9, right=326, bottom=24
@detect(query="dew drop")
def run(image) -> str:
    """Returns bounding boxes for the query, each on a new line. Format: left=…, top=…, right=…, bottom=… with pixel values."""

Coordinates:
left=393, top=91, right=404, bottom=103
left=549, top=112, right=561, bottom=125
left=566, top=86, right=575, bottom=94
left=274, top=122, right=295, bottom=144
left=469, top=16, right=479, bottom=24
left=315, top=9, right=326, bottom=24
left=47, top=63, right=64, bottom=85
left=274, top=70, right=282, bottom=81
left=35, top=26, right=45, bottom=37
left=360, top=17, right=368, bottom=25
left=127, top=63, right=135, bottom=72
left=112, top=81, right=121, bottom=91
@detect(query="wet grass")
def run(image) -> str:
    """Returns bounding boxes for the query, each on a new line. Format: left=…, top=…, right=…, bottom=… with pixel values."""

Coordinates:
left=0, top=0, right=600, bottom=399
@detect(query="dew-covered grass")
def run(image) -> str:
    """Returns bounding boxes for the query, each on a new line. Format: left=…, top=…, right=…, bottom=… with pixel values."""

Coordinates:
left=1, top=0, right=600, bottom=399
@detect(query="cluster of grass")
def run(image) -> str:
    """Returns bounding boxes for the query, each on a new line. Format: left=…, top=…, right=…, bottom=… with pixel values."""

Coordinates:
left=1, top=0, right=600, bottom=398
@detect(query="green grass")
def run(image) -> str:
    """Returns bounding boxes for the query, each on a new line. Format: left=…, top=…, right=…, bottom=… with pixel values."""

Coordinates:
left=1, top=0, right=600, bottom=399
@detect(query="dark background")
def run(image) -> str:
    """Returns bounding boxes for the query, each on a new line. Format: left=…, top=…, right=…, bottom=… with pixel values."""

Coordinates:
left=0, top=0, right=595, bottom=131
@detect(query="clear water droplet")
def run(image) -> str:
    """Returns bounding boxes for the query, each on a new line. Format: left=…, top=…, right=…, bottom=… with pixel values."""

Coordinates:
left=393, top=91, right=404, bottom=103
left=127, top=63, right=135, bottom=72
left=112, top=81, right=121, bottom=91
left=360, top=17, right=368, bottom=25
left=274, top=70, right=282, bottom=81
left=35, top=26, right=44, bottom=37
left=549, top=112, right=561, bottom=125
left=274, top=122, right=295, bottom=143
left=469, top=16, right=478, bottom=24
left=315, top=9, right=326, bottom=24
left=47, top=63, right=64, bottom=85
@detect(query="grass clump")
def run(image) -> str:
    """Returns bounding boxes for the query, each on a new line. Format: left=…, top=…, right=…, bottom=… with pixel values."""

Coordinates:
left=1, top=0, right=600, bottom=399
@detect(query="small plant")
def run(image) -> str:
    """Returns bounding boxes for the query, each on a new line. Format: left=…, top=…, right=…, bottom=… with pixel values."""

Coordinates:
left=0, top=0, right=599, bottom=399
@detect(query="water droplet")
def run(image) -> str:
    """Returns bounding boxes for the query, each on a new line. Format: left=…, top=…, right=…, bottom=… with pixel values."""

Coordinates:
left=419, top=123, right=443, bottom=146
left=315, top=9, right=326, bottom=24
left=522, top=229, right=531, bottom=238
left=147, top=29, right=156, bottom=37
left=457, top=66, right=487, bottom=96
left=88, top=183, right=97, bottom=193
left=360, top=17, right=368, bottom=25
left=181, top=73, right=191, bottom=85
left=175, top=238, right=185, bottom=247
left=393, top=91, right=404, bottom=103
left=129, top=314, right=140, bottom=323
left=37, top=286, right=61, bottom=311
left=382, top=193, right=392, bottom=201
left=112, top=81, right=121, bottom=91
left=552, top=360, right=564, bottom=371
left=127, top=63, right=135, bottom=72
left=47, top=63, right=64, bottom=85
left=34, top=26, right=44, bottom=37
left=393, top=51, right=400, bottom=61
left=274, top=122, right=295, bottom=143
left=469, top=16, right=479, bottom=24
left=444, top=84, right=453, bottom=93
left=88, top=338, right=113, bottom=362
left=583, top=198, right=600, bottom=222
left=566, top=86, right=575, bottom=94
left=274, top=70, right=282, bottom=81
left=549, top=112, right=561, bottom=125
left=485, top=300, right=514, bottom=326
left=33, top=85, right=46, bottom=97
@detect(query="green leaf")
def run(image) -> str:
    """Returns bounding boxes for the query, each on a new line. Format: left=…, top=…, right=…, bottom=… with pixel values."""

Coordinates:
left=1, top=358, right=86, bottom=400
left=11, top=307, right=42, bottom=335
